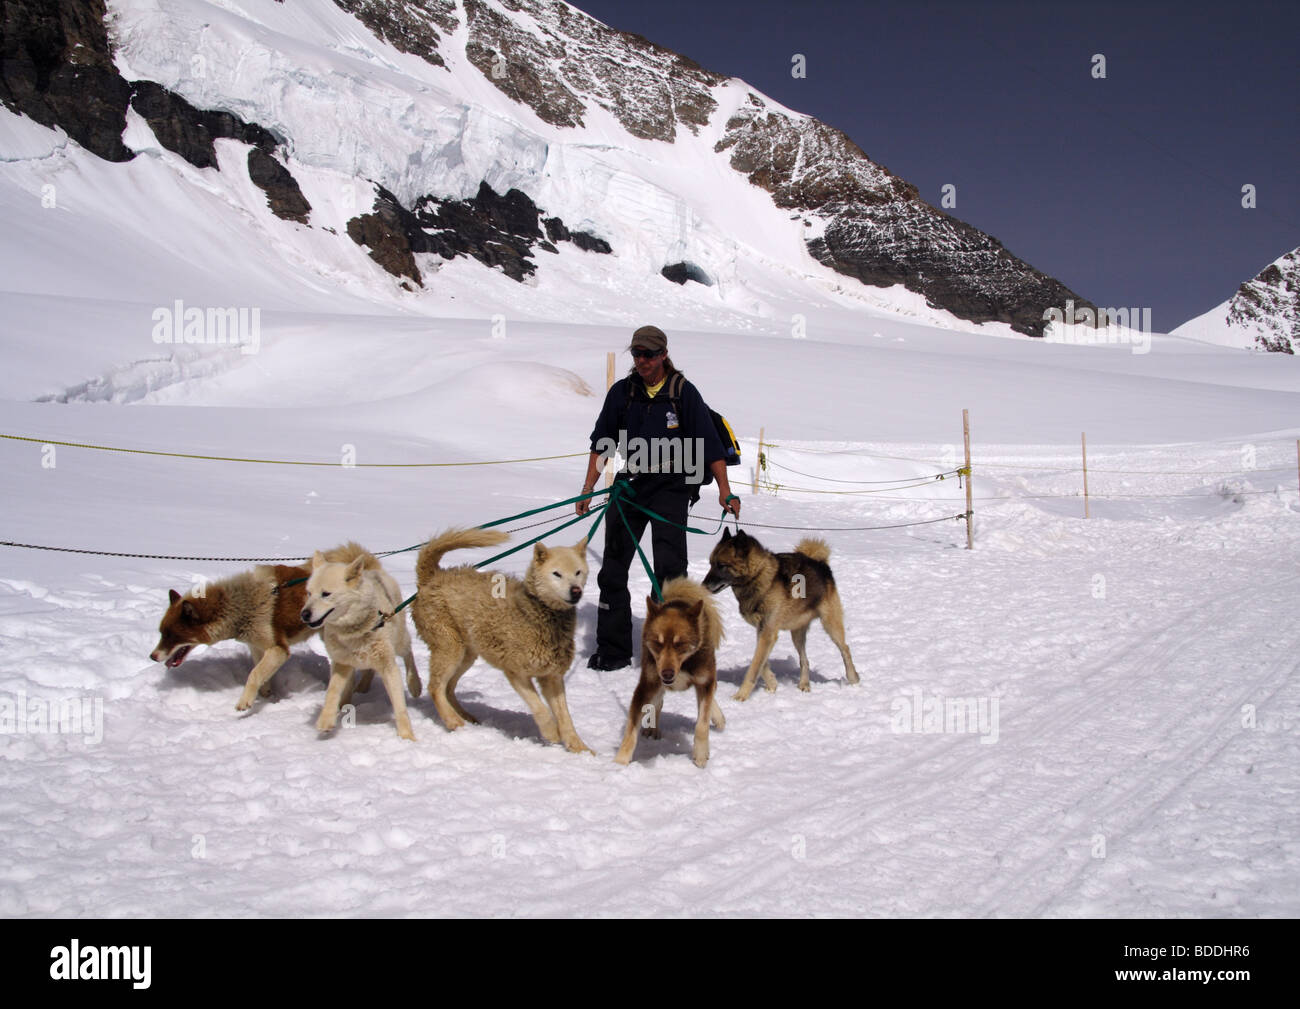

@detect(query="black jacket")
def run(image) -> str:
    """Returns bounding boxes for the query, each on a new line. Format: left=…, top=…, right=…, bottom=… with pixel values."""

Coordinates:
left=588, top=371, right=726, bottom=489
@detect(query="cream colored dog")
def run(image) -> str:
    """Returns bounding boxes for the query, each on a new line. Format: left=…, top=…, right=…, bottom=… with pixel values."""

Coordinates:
left=301, top=549, right=420, bottom=741
left=412, top=527, right=593, bottom=754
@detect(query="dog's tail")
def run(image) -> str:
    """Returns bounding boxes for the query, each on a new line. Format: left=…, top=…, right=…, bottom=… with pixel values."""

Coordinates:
left=416, top=527, right=509, bottom=585
left=659, top=577, right=726, bottom=650
left=795, top=537, right=831, bottom=563
left=321, top=541, right=381, bottom=569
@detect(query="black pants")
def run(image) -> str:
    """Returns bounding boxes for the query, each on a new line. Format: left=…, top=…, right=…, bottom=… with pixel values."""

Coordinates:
left=595, top=475, right=691, bottom=660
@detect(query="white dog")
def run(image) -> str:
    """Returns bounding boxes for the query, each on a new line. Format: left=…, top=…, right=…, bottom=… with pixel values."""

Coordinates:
left=301, top=549, right=420, bottom=740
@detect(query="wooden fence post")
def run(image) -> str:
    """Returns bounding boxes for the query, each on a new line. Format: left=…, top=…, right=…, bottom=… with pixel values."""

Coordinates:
left=1082, top=432, right=1090, bottom=518
left=963, top=409, right=973, bottom=549
left=754, top=426, right=765, bottom=493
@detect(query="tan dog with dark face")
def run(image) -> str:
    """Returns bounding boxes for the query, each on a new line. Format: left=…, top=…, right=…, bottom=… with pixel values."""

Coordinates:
left=615, top=578, right=726, bottom=768
left=703, top=529, right=858, bottom=701
left=150, top=544, right=391, bottom=711
left=412, top=527, right=594, bottom=754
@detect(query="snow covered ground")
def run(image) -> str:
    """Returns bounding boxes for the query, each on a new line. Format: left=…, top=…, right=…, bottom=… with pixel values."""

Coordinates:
left=2, top=305, right=1299, bottom=916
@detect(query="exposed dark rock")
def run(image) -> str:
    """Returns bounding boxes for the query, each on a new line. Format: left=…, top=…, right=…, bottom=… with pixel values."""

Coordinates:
left=129, top=80, right=279, bottom=170
left=0, top=0, right=292, bottom=183
left=1225, top=248, right=1299, bottom=353
left=716, top=97, right=916, bottom=211
left=346, top=180, right=612, bottom=285
left=717, top=92, right=1091, bottom=337
left=330, top=0, right=456, bottom=69
left=463, top=0, right=587, bottom=131
left=0, top=0, right=133, bottom=161
left=808, top=207, right=1088, bottom=338
left=347, top=188, right=423, bottom=285
left=542, top=216, right=610, bottom=253
left=247, top=148, right=311, bottom=224
left=662, top=262, right=712, bottom=287
left=417, top=181, right=612, bottom=279
left=570, top=230, right=611, bottom=254
left=460, top=0, right=724, bottom=141
left=543, top=216, right=570, bottom=243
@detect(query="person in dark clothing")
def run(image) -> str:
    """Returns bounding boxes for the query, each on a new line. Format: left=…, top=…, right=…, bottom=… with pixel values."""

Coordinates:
left=577, top=325, right=741, bottom=671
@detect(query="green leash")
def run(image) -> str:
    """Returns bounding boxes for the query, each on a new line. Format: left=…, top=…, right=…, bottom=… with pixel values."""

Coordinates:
left=278, top=486, right=616, bottom=594
left=611, top=488, right=664, bottom=603
left=618, top=495, right=731, bottom=536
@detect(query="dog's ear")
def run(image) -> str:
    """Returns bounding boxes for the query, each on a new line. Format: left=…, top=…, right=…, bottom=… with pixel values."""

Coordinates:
left=311, top=550, right=326, bottom=570
left=574, top=536, right=588, bottom=553
left=686, top=599, right=703, bottom=621
left=168, top=588, right=182, bottom=605
left=645, top=595, right=661, bottom=616
left=345, top=555, right=366, bottom=581
left=533, top=542, right=548, bottom=563
left=720, top=528, right=732, bottom=542
left=181, top=600, right=199, bottom=622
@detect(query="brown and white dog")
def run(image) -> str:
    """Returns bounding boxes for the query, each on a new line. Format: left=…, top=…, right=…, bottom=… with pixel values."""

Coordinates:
left=150, top=543, right=409, bottom=710
left=615, top=577, right=726, bottom=768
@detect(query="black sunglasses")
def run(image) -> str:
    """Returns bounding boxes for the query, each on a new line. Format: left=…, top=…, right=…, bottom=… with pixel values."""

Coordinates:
left=631, top=348, right=664, bottom=360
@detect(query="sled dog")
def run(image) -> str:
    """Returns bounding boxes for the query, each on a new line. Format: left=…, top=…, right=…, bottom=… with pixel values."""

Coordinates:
left=301, top=549, right=421, bottom=741
left=150, top=543, right=402, bottom=710
left=615, top=577, right=726, bottom=768
left=703, top=528, right=858, bottom=700
left=411, top=528, right=593, bottom=754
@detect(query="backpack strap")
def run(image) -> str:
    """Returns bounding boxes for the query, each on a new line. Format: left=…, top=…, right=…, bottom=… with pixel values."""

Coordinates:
left=666, top=371, right=685, bottom=409
left=625, top=371, right=686, bottom=410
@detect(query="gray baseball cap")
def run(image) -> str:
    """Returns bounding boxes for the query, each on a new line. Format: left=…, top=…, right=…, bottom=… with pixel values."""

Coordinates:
left=627, top=325, right=667, bottom=353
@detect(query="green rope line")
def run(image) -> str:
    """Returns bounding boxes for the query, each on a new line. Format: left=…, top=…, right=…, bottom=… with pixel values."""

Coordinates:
left=277, top=486, right=618, bottom=593
left=472, top=506, right=603, bottom=571
left=478, top=486, right=613, bottom=529
left=390, top=492, right=619, bottom=614
left=619, top=494, right=727, bottom=535
left=613, top=491, right=663, bottom=603
left=584, top=499, right=608, bottom=542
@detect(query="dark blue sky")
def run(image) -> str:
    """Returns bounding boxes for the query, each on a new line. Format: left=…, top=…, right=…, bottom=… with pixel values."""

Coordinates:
left=572, top=0, right=1298, bottom=332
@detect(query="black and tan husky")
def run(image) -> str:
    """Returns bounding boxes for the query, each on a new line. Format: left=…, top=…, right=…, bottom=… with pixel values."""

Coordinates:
left=702, top=528, right=858, bottom=700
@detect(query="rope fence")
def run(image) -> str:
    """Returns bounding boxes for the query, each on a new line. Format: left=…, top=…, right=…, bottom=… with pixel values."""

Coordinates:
left=0, top=433, right=586, bottom=468
left=4, top=411, right=1299, bottom=564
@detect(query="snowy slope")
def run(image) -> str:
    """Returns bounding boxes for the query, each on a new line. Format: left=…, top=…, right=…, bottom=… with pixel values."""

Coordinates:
left=1174, top=248, right=1300, bottom=354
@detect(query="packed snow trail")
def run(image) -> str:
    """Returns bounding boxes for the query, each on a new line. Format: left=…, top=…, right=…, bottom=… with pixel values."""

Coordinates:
left=2, top=441, right=1297, bottom=916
